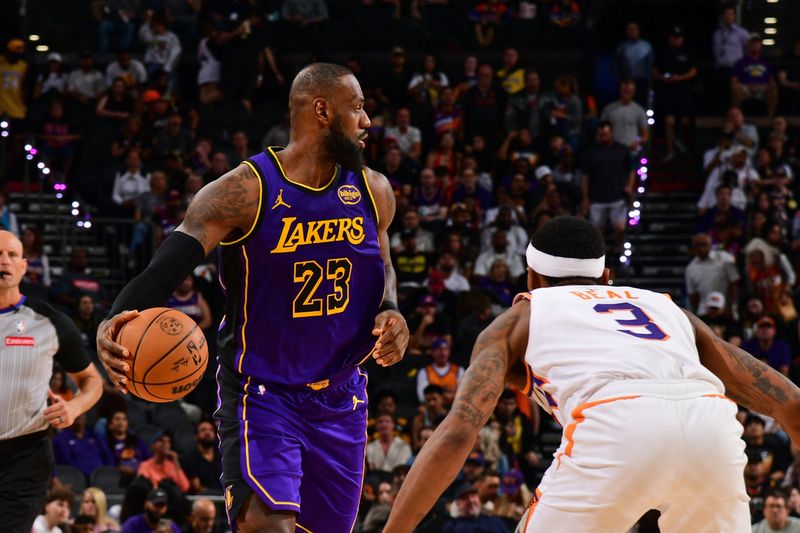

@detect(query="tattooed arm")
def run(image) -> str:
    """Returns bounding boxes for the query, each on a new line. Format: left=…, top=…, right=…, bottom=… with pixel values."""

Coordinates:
left=685, top=310, right=800, bottom=444
left=367, top=167, right=409, bottom=367
left=384, top=300, right=530, bottom=532
left=96, top=164, right=261, bottom=392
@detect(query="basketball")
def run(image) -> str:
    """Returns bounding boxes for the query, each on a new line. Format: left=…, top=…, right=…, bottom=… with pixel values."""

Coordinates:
left=116, top=307, right=208, bottom=403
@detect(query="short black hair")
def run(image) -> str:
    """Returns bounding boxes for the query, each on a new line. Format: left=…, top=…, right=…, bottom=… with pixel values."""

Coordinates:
left=423, top=384, right=445, bottom=397
left=529, top=216, right=606, bottom=285
left=765, top=489, right=789, bottom=506
left=744, top=414, right=766, bottom=428
left=289, top=63, right=354, bottom=109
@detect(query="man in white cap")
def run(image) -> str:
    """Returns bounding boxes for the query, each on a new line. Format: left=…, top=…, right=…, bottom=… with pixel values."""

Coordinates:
left=386, top=215, right=800, bottom=532
left=700, top=291, right=743, bottom=346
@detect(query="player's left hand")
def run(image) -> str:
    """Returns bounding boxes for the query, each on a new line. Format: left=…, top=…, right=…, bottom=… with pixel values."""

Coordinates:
left=44, top=389, right=78, bottom=430
left=372, top=310, right=409, bottom=367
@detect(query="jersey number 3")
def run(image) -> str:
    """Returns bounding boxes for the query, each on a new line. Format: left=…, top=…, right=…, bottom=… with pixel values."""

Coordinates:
left=593, top=303, right=670, bottom=341
left=293, top=258, right=352, bottom=318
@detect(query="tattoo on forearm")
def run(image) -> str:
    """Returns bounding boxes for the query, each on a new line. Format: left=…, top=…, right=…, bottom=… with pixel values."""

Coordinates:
left=451, top=311, right=520, bottom=430
left=721, top=340, right=800, bottom=414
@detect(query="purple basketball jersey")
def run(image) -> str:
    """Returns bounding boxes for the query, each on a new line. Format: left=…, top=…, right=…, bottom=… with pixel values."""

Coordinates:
left=217, top=147, right=384, bottom=386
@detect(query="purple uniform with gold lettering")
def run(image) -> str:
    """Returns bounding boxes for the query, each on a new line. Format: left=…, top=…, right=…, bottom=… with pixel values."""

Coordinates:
left=214, top=147, right=384, bottom=532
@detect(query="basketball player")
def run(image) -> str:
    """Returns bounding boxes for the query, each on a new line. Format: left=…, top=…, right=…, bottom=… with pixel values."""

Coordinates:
left=96, top=64, right=409, bottom=532
left=385, top=216, right=800, bottom=533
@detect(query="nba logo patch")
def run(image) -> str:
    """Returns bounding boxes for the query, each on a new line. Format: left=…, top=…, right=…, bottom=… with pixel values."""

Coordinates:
left=15, top=320, right=25, bottom=334
left=338, top=184, right=361, bottom=205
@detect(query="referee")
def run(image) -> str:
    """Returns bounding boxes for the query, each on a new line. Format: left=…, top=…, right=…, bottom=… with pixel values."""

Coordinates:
left=0, top=230, right=103, bottom=533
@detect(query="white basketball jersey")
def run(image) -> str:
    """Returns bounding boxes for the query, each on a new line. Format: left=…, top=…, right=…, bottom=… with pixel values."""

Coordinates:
left=523, top=285, right=724, bottom=427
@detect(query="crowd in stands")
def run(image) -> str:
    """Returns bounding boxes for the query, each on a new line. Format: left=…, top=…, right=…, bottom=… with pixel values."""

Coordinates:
left=1, top=0, right=800, bottom=531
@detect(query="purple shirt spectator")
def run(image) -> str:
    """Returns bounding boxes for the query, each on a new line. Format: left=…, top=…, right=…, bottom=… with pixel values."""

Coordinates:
left=122, top=513, right=180, bottom=533
left=732, top=56, right=773, bottom=86
left=53, top=424, right=113, bottom=478
left=742, top=328, right=792, bottom=374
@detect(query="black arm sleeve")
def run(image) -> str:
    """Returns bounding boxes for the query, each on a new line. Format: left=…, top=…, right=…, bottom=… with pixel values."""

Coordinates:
left=27, top=299, right=91, bottom=373
left=107, top=231, right=207, bottom=319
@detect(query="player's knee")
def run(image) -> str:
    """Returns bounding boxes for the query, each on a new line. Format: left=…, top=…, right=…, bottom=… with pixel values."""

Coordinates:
left=236, top=495, right=295, bottom=533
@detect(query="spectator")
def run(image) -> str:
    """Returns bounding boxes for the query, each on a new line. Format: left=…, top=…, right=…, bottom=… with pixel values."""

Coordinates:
left=204, top=151, right=230, bottom=183
left=778, top=38, right=800, bottom=115
left=34, top=52, right=68, bottom=100
left=747, top=453, right=772, bottom=523
left=185, top=499, right=217, bottom=533
left=789, top=487, right=800, bottom=517
left=53, top=413, right=113, bottom=478
left=600, top=80, right=649, bottom=152
left=541, top=75, right=582, bottom=150
left=698, top=147, right=759, bottom=213
left=391, top=210, right=434, bottom=253
left=166, top=276, right=212, bottom=331
left=726, top=106, right=759, bottom=155
left=580, top=121, right=635, bottom=253
left=753, top=491, right=800, bottom=533
left=613, top=21, right=653, bottom=108
left=79, top=487, right=120, bottom=533
left=22, top=225, right=51, bottom=290
left=0, top=190, right=19, bottom=236
left=442, top=483, right=509, bottom=533
left=112, top=149, right=150, bottom=215
left=72, top=294, right=103, bottom=357
left=51, top=247, right=108, bottom=310
left=548, top=0, right=581, bottom=28
left=121, top=488, right=180, bottom=533
left=700, top=292, right=743, bottom=345
left=411, top=384, right=448, bottom=450
left=654, top=25, right=698, bottom=162
left=377, top=47, right=412, bottom=110
left=32, top=489, right=73, bottom=533
left=181, top=420, right=222, bottom=494
left=713, top=2, right=749, bottom=70
left=154, top=112, right=193, bottom=163
left=367, top=390, right=410, bottom=440
left=481, top=205, right=527, bottom=257
left=474, top=470, right=502, bottom=515
left=415, top=167, right=449, bottom=227
left=0, top=39, right=27, bottom=123
left=384, top=108, right=422, bottom=162
left=496, top=47, right=524, bottom=95
left=415, top=337, right=465, bottom=403
left=96, top=77, right=134, bottom=123
left=137, top=431, right=190, bottom=493
left=742, top=414, right=792, bottom=477
left=695, top=184, right=746, bottom=242
left=436, top=252, right=470, bottom=293
left=408, top=54, right=449, bottom=105
left=493, top=389, right=541, bottom=481
left=50, top=367, right=74, bottom=401
left=139, top=12, right=182, bottom=89
left=393, top=228, right=431, bottom=289
left=495, top=468, right=532, bottom=522
left=470, top=0, right=512, bottom=49
left=66, top=52, right=106, bottom=106
left=366, top=414, right=412, bottom=473
left=432, top=88, right=464, bottom=142
left=685, top=233, right=739, bottom=316
left=504, top=70, right=543, bottom=143
left=474, top=230, right=525, bottom=280
left=224, top=130, right=250, bottom=166
left=96, top=0, right=137, bottom=53
left=105, top=51, right=147, bottom=90
left=703, top=126, right=735, bottom=178
left=731, top=34, right=778, bottom=117
left=451, top=168, right=494, bottom=215
left=38, top=99, right=79, bottom=180
left=196, top=26, right=222, bottom=106
left=742, top=316, right=792, bottom=377
left=453, top=54, right=479, bottom=100
left=744, top=238, right=795, bottom=317
left=462, top=64, right=504, bottom=149
left=104, top=410, right=151, bottom=483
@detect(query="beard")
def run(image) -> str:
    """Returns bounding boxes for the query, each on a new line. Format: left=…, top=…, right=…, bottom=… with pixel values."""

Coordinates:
left=322, top=116, right=364, bottom=171
left=145, top=509, right=163, bottom=524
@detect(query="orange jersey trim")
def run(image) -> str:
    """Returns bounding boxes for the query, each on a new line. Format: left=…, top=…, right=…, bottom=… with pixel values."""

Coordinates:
left=555, top=395, right=641, bottom=469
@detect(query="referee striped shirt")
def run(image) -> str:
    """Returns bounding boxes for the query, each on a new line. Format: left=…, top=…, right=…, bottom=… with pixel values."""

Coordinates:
left=0, top=296, right=90, bottom=440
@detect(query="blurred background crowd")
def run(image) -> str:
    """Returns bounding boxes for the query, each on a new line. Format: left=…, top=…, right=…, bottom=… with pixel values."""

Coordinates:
left=2, top=0, right=800, bottom=531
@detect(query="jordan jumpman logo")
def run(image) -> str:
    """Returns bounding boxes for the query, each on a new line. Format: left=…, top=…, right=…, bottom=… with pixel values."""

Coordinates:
left=352, top=395, right=365, bottom=411
left=272, top=188, right=291, bottom=209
